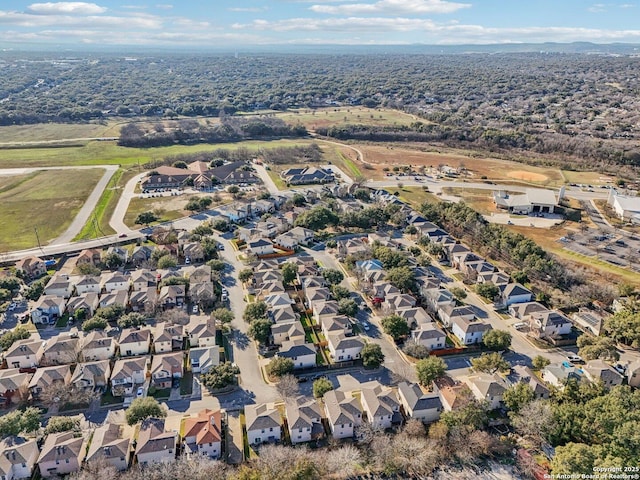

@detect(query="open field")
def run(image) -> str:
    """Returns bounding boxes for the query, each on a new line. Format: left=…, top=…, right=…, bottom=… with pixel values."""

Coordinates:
left=356, top=144, right=566, bottom=186
left=0, top=122, right=119, bottom=143
left=275, top=107, right=417, bottom=130
left=0, top=138, right=315, bottom=169
left=561, top=170, right=615, bottom=186
left=0, top=169, right=104, bottom=251
left=441, top=187, right=501, bottom=214
left=386, top=186, right=440, bottom=207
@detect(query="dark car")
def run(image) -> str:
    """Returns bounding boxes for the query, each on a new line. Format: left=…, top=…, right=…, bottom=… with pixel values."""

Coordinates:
left=296, top=377, right=309, bottom=383
left=172, top=378, right=180, bottom=389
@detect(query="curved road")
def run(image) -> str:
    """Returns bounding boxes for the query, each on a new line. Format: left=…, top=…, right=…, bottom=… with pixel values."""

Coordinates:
left=109, top=172, right=146, bottom=233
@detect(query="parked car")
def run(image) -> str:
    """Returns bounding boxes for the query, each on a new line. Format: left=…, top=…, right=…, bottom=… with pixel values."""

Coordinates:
left=566, top=353, right=584, bottom=363
left=192, top=305, right=199, bottom=314
left=136, top=387, right=144, bottom=398
left=361, top=321, right=371, bottom=331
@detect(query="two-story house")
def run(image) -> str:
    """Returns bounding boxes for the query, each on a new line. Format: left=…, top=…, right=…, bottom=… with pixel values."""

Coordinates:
left=152, top=323, right=184, bottom=353
left=110, top=356, right=150, bottom=396
left=360, top=383, right=400, bottom=430
left=0, top=436, right=40, bottom=480
left=285, top=397, right=324, bottom=444
left=80, top=330, right=116, bottom=361
left=245, top=403, right=282, bottom=446
left=183, top=408, right=223, bottom=459
left=327, top=334, right=363, bottom=362
left=70, top=360, right=111, bottom=392
left=85, top=423, right=132, bottom=471
left=37, top=432, right=86, bottom=478
left=28, top=365, right=72, bottom=400
left=397, top=382, right=443, bottom=424
left=4, top=338, right=44, bottom=369
left=118, top=328, right=151, bottom=356
left=323, top=389, right=362, bottom=439
left=135, top=418, right=177, bottom=467
left=150, top=352, right=183, bottom=389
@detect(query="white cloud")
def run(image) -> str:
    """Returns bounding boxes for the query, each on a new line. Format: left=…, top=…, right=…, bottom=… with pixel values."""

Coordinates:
left=228, top=7, right=268, bottom=12
left=588, top=3, right=608, bottom=12
left=27, top=2, right=107, bottom=15
left=0, top=10, right=162, bottom=29
left=155, top=4, right=173, bottom=9
left=310, top=0, right=471, bottom=15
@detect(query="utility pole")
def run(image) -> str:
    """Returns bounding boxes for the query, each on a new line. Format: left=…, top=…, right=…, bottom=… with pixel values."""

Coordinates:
left=34, top=227, right=43, bottom=253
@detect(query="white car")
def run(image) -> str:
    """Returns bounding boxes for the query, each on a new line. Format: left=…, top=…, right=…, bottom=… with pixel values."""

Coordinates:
left=361, top=321, right=370, bottom=331
left=566, top=353, right=584, bottom=363
left=192, top=305, right=199, bottom=314
left=136, top=387, right=144, bottom=398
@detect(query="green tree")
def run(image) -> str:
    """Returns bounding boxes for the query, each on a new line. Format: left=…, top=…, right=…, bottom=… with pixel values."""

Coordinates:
left=117, top=312, right=147, bottom=329
left=44, top=416, right=81, bottom=435
left=212, top=219, right=229, bottom=231
left=325, top=239, right=337, bottom=249
left=380, top=314, right=410, bottom=341
left=532, top=355, right=551, bottom=370
left=337, top=298, right=358, bottom=317
left=471, top=352, right=511, bottom=374
left=135, top=211, right=159, bottom=226
left=450, top=287, right=467, bottom=301
left=157, top=254, right=178, bottom=269
left=77, top=263, right=101, bottom=276
left=330, top=285, right=350, bottom=300
left=212, top=308, right=234, bottom=325
left=281, top=262, right=298, bottom=286
left=361, top=343, right=385, bottom=368
left=243, top=302, right=268, bottom=322
left=248, top=318, right=272, bottom=345
left=102, top=252, right=124, bottom=270
left=0, top=326, right=30, bottom=351
left=0, top=408, right=41, bottom=437
left=24, top=275, right=50, bottom=301
left=201, top=362, right=239, bottom=390
left=94, top=305, right=125, bottom=323
left=482, top=329, right=512, bottom=351
left=322, top=268, right=344, bottom=285
left=192, top=224, right=214, bottom=236
left=227, top=185, right=240, bottom=195
left=82, top=317, right=108, bottom=332
left=439, top=398, right=488, bottom=430
left=475, top=282, right=500, bottom=301
left=386, top=266, right=417, bottom=292
left=618, top=282, right=635, bottom=297
left=503, top=383, right=535, bottom=413
left=294, top=206, right=339, bottom=231
left=416, top=356, right=446, bottom=387
left=577, top=335, right=620, bottom=361
left=267, top=357, right=294, bottom=377
left=0, top=277, right=21, bottom=292
left=207, top=259, right=226, bottom=271
left=125, top=397, right=167, bottom=426
left=238, top=268, right=254, bottom=283
left=551, top=443, right=597, bottom=475
left=313, top=377, right=334, bottom=398
left=606, top=309, right=640, bottom=347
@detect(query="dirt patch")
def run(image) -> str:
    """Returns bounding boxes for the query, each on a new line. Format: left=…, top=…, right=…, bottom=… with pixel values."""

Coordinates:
left=507, top=170, right=548, bottom=182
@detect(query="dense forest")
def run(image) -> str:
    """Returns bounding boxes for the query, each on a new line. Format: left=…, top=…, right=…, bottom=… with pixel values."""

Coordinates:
left=1, top=52, right=640, bottom=168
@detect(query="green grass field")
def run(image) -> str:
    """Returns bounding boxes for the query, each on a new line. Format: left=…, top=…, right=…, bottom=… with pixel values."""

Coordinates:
left=0, top=122, right=118, bottom=143
left=123, top=196, right=189, bottom=228
left=273, top=107, right=417, bottom=130
left=0, top=169, right=104, bottom=251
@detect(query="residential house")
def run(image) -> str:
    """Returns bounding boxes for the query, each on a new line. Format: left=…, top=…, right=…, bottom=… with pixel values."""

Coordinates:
left=327, top=333, right=364, bottom=362
left=37, top=432, right=86, bottom=478
left=281, top=166, right=334, bottom=185
left=105, top=246, right=128, bottom=264
left=85, top=423, right=132, bottom=471
left=98, top=290, right=128, bottom=310
left=571, top=309, right=605, bottom=336
left=360, top=382, right=401, bottom=430
left=150, top=352, right=183, bottom=389
left=43, top=275, right=73, bottom=298
left=70, top=360, right=111, bottom=392
left=371, top=282, right=400, bottom=301
left=248, top=238, right=274, bottom=256
left=277, top=341, right=316, bottom=369
left=183, top=408, right=223, bottom=459
left=28, top=365, right=71, bottom=400
left=541, top=363, right=585, bottom=389
left=270, top=305, right=298, bottom=324
left=383, top=293, right=417, bottom=313
left=73, top=275, right=101, bottom=295
left=131, top=246, right=153, bottom=266
left=187, top=316, right=216, bottom=348
left=336, top=237, right=368, bottom=260
left=0, top=436, right=39, bottom=480
left=118, top=328, right=151, bottom=356
left=320, top=315, right=353, bottom=339
left=66, top=293, right=99, bottom=318
left=466, top=373, right=508, bottom=410
left=323, top=389, right=362, bottom=439
left=397, top=307, right=433, bottom=329
left=301, top=276, right=325, bottom=290
left=434, top=376, right=473, bottom=412
left=129, top=287, right=157, bottom=313
left=131, top=270, right=158, bottom=292
left=477, top=271, right=510, bottom=291
left=153, top=322, right=184, bottom=353
left=509, top=302, right=548, bottom=320
left=101, top=272, right=130, bottom=293
left=304, top=287, right=332, bottom=307
left=110, top=356, right=150, bottom=396
left=274, top=227, right=315, bottom=249
left=0, top=369, right=32, bottom=406
left=285, top=397, right=324, bottom=444
left=183, top=242, right=205, bottom=263
left=189, top=347, right=219, bottom=374
left=425, top=289, right=455, bottom=315
left=30, top=296, right=66, bottom=325
left=80, top=331, right=116, bottom=361
left=4, top=338, right=44, bottom=369
left=271, top=320, right=305, bottom=346
left=507, top=365, right=550, bottom=400
left=438, top=304, right=475, bottom=328
left=397, top=382, right=443, bottom=424
left=76, top=249, right=101, bottom=267
left=258, top=280, right=286, bottom=299
left=411, top=323, right=447, bottom=350
left=627, top=360, right=640, bottom=388
left=501, top=283, right=533, bottom=306
left=312, top=300, right=340, bottom=324
left=41, top=335, right=79, bottom=366
left=264, top=293, right=295, bottom=310
left=15, top=256, right=46, bottom=279
left=245, top=403, right=282, bottom=446
left=529, top=310, right=573, bottom=338
left=583, top=359, right=624, bottom=388
left=158, top=285, right=186, bottom=309
left=451, top=317, right=492, bottom=345
left=135, top=418, right=177, bottom=466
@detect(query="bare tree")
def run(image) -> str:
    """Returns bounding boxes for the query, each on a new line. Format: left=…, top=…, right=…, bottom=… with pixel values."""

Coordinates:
left=39, top=383, right=99, bottom=409
left=156, top=308, right=189, bottom=325
left=276, top=374, right=299, bottom=400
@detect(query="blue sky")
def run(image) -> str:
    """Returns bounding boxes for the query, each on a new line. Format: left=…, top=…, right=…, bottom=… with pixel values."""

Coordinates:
left=0, top=1, right=639, bottom=47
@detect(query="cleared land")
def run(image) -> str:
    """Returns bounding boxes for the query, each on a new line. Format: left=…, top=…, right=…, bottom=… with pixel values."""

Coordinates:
left=276, top=107, right=416, bottom=130
left=561, top=170, right=615, bottom=186
left=0, top=122, right=118, bottom=143
left=0, top=169, right=104, bottom=251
